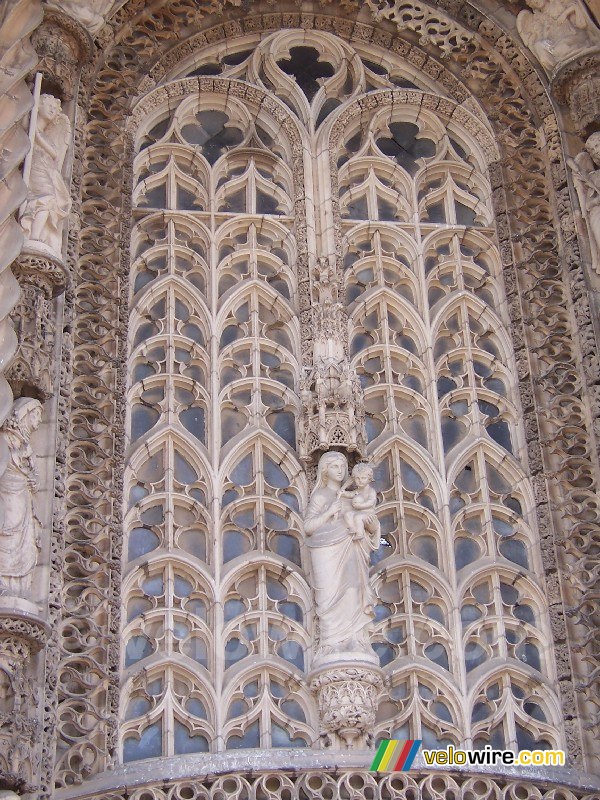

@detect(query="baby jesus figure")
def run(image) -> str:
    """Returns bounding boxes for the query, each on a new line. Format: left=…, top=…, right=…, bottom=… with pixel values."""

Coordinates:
left=340, top=463, right=378, bottom=544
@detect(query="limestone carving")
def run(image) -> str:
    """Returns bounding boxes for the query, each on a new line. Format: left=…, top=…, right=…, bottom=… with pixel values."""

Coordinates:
left=569, top=133, right=600, bottom=275
left=0, top=0, right=42, bottom=510
left=340, top=463, right=378, bottom=544
left=303, top=452, right=380, bottom=666
left=0, top=399, right=43, bottom=598
left=0, top=632, right=42, bottom=792
left=7, top=254, right=67, bottom=399
left=20, top=95, right=71, bottom=260
left=516, top=0, right=598, bottom=73
left=44, top=0, right=114, bottom=34
left=310, top=667, right=383, bottom=749
left=46, top=3, right=600, bottom=783
left=298, top=258, right=367, bottom=460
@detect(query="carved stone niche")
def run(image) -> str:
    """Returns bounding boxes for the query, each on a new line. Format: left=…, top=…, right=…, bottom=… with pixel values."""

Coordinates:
left=7, top=252, right=67, bottom=400
left=31, top=9, right=93, bottom=100
left=553, top=49, right=600, bottom=136
left=310, top=666, right=383, bottom=750
left=0, top=607, right=48, bottom=794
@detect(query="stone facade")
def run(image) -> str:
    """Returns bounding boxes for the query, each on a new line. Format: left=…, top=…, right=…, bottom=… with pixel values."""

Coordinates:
left=1, top=0, right=600, bottom=798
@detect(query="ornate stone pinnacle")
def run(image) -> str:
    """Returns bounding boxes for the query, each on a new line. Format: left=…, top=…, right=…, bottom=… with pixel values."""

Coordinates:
left=298, top=257, right=367, bottom=462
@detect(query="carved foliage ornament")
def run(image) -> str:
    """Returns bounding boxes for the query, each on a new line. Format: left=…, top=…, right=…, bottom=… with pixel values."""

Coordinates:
left=310, top=668, right=383, bottom=749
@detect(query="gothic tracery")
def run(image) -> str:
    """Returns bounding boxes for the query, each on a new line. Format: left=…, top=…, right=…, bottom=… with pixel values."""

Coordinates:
left=2, top=0, right=600, bottom=797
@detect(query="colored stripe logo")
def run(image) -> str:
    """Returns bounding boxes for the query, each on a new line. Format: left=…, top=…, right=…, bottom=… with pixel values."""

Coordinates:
left=370, top=739, right=422, bottom=772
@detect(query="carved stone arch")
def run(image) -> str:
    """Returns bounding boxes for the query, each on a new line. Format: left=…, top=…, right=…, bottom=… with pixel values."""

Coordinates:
left=221, top=662, right=317, bottom=750
left=466, top=661, right=565, bottom=742
left=370, top=436, right=446, bottom=496
left=221, top=552, right=312, bottom=605
left=349, top=288, right=430, bottom=351
left=374, top=664, right=467, bottom=743
left=43, top=0, right=600, bottom=789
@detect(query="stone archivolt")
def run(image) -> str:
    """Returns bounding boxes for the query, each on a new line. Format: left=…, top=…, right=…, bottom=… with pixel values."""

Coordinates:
left=11, top=0, right=598, bottom=795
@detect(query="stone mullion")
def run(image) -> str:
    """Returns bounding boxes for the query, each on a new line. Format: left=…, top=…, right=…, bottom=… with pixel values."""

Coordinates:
left=211, top=216, right=225, bottom=749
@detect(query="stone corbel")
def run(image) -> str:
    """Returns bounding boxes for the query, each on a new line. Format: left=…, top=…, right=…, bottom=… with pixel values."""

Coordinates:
left=310, top=666, right=384, bottom=749
left=7, top=251, right=67, bottom=400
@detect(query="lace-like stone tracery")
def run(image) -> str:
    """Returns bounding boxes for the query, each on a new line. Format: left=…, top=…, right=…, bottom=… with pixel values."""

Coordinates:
left=119, top=29, right=565, bottom=762
left=328, top=93, right=561, bottom=751
left=123, top=82, right=313, bottom=759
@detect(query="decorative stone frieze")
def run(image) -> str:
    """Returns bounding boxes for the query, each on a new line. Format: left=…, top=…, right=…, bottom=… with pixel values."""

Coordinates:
left=7, top=252, right=66, bottom=399
left=553, top=49, right=600, bottom=135
left=310, top=667, right=384, bottom=749
left=31, top=10, right=93, bottom=100
left=368, top=0, right=473, bottom=55
left=38, top=766, right=600, bottom=800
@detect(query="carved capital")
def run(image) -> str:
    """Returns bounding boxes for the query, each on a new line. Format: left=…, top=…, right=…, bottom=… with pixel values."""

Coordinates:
left=32, top=9, right=93, bottom=100
left=310, top=666, right=383, bottom=749
left=553, top=49, right=600, bottom=136
left=7, top=252, right=66, bottom=400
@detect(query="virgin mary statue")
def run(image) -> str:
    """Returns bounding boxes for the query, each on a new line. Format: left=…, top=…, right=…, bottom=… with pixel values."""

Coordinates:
left=303, top=452, right=380, bottom=665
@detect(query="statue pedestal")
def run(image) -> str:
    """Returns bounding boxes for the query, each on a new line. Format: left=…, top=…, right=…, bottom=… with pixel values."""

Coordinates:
left=310, top=661, right=383, bottom=750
